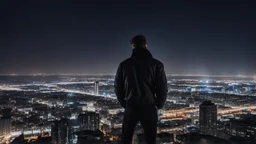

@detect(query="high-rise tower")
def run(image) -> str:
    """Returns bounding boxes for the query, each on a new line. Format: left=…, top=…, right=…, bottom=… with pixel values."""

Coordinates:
left=199, top=101, right=217, bottom=136
left=51, top=118, right=69, bottom=144
left=0, top=108, right=12, bottom=137
left=95, top=81, right=99, bottom=96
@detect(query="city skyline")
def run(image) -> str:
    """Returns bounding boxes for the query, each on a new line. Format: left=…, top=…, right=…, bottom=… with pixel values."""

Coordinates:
left=1, top=75, right=256, bottom=143
left=0, top=1, right=255, bottom=75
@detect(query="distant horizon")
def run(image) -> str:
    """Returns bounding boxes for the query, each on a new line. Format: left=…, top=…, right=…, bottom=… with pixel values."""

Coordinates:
left=0, top=73, right=255, bottom=78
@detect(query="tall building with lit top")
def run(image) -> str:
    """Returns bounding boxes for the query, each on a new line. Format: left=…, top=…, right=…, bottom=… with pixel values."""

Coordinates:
left=95, top=81, right=99, bottom=96
left=199, top=101, right=217, bottom=136
left=78, top=112, right=100, bottom=131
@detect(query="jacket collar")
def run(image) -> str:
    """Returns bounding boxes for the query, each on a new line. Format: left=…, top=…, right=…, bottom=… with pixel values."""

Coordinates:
left=131, top=48, right=153, bottom=59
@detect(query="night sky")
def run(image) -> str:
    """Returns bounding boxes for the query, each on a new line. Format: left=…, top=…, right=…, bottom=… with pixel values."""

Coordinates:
left=0, top=0, right=255, bottom=75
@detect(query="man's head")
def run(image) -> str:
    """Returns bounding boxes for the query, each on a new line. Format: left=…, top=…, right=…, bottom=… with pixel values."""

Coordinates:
left=131, top=35, right=147, bottom=49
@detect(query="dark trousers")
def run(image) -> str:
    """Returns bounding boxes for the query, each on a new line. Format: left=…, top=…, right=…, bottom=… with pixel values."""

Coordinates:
left=121, top=104, right=158, bottom=144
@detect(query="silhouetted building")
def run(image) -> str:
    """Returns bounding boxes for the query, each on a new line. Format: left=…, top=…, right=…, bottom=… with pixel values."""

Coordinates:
left=76, top=130, right=104, bottom=144
left=58, top=118, right=69, bottom=144
left=156, top=132, right=174, bottom=144
left=176, top=134, right=228, bottom=144
left=78, top=112, right=100, bottom=131
left=51, top=119, right=69, bottom=144
left=68, top=119, right=80, bottom=144
left=1, top=108, right=12, bottom=118
left=199, top=101, right=217, bottom=136
left=133, top=132, right=174, bottom=144
left=51, top=121, right=59, bottom=144
left=0, top=118, right=11, bottom=136
left=229, top=118, right=256, bottom=143
left=33, top=136, right=52, bottom=144
left=0, top=108, right=12, bottom=136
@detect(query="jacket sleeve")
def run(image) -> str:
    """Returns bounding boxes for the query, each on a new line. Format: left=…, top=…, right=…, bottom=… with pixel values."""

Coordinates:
left=155, top=62, right=168, bottom=109
left=114, top=64, right=126, bottom=108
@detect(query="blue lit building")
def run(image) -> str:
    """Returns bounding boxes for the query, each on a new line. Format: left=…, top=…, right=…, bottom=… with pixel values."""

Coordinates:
left=186, top=87, right=192, bottom=92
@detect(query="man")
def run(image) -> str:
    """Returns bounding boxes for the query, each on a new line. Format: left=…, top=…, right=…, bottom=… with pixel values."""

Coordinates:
left=114, top=35, right=168, bottom=144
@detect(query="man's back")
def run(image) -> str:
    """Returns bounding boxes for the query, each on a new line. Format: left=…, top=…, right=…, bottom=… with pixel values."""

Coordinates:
left=114, top=34, right=168, bottom=144
left=115, top=48, right=167, bottom=109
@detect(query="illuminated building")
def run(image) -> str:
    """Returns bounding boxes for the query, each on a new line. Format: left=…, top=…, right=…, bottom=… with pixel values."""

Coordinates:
left=199, top=101, right=217, bottom=136
left=17, top=107, right=33, bottom=114
left=68, top=119, right=80, bottom=144
left=51, top=119, right=69, bottom=144
left=78, top=112, right=100, bottom=131
left=95, top=81, right=99, bottom=96
left=108, top=108, right=124, bottom=115
left=86, top=102, right=96, bottom=112
left=222, top=87, right=226, bottom=93
left=186, top=87, right=192, bottom=92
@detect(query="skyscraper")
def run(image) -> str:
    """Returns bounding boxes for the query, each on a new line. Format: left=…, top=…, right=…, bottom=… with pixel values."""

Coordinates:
left=0, top=118, right=11, bottom=136
left=58, top=119, right=69, bottom=144
left=199, top=101, right=217, bottom=136
left=78, top=112, right=100, bottom=131
left=95, top=81, right=99, bottom=96
left=68, top=119, right=80, bottom=144
left=0, top=108, right=12, bottom=137
left=51, top=121, right=59, bottom=144
left=51, top=119, right=69, bottom=144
